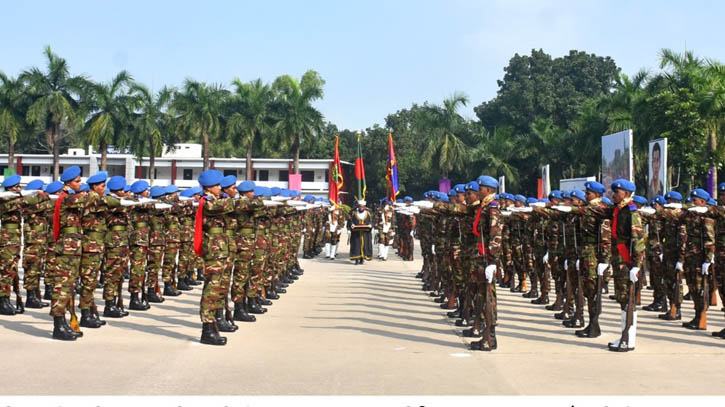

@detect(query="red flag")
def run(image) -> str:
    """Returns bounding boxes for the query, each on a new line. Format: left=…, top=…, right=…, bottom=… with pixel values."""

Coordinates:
left=329, top=136, right=344, bottom=203
left=193, top=196, right=207, bottom=256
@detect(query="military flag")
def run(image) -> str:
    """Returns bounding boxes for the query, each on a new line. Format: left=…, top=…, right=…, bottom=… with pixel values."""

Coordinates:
left=329, top=136, right=344, bottom=203
left=385, top=132, right=400, bottom=201
left=354, top=131, right=367, bottom=201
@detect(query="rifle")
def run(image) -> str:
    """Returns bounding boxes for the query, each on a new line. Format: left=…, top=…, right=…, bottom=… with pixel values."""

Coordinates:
left=709, top=263, right=718, bottom=306
left=12, top=269, right=24, bottom=314
left=619, top=277, right=636, bottom=348
left=116, top=269, right=125, bottom=313
left=701, top=263, right=710, bottom=329
left=481, top=278, right=495, bottom=349
left=573, top=218, right=583, bottom=324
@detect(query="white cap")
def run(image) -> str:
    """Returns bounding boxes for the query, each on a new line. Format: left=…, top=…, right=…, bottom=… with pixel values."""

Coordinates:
left=357, top=200, right=367, bottom=206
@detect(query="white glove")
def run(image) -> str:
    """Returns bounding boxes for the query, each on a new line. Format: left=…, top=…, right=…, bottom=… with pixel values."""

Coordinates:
left=178, top=196, right=193, bottom=201
left=575, top=259, right=580, bottom=271
left=501, top=210, right=512, bottom=216
left=431, top=245, right=436, bottom=254
left=485, top=264, right=496, bottom=283
left=638, top=207, right=656, bottom=215
left=664, top=203, right=682, bottom=209
left=542, top=252, right=549, bottom=264
left=0, top=191, right=19, bottom=199
left=659, top=253, right=663, bottom=261
left=688, top=206, right=708, bottom=214
left=531, top=202, right=546, bottom=208
left=553, top=205, right=572, bottom=212
left=413, top=201, right=434, bottom=209
left=702, top=262, right=711, bottom=275
left=410, top=230, right=414, bottom=237
left=512, top=207, right=533, bottom=213
left=120, top=199, right=141, bottom=207
left=675, top=261, right=683, bottom=272
left=20, top=190, right=40, bottom=197
left=564, top=260, right=568, bottom=270
left=391, top=231, right=395, bottom=236
left=596, top=263, right=608, bottom=276
left=154, top=203, right=172, bottom=210
left=48, top=194, right=59, bottom=200
left=263, top=200, right=282, bottom=207
left=629, top=267, right=640, bottom=283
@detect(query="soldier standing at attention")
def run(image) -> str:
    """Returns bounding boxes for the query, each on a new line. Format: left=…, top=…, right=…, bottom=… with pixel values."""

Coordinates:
left=178, top=187, right=202, bottom=288
left=147, top=186, right=169, bottom=303
left=657, top=191, right=686, bottom=321
left=21, top=179, right=52, bottom=309
left=195, top=169, right=236, bottom=345
left=162, top=185, right=185, bottom=294
left=231, top=180, right=261, bottom=322
left=128, top=180, right=152, bottom=311
left=102, top=176, right=130, bottom=318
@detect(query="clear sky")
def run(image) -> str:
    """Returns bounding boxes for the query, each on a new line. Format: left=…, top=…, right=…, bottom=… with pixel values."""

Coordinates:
left=1, top=1, right=722, bottom=130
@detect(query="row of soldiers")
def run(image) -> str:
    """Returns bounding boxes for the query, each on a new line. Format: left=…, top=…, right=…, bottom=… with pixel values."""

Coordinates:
left=407, top=176, right=724, bottom=352
left=0, top=167, right=334, bottom=345
left=369, top=197, right=416, bottom=262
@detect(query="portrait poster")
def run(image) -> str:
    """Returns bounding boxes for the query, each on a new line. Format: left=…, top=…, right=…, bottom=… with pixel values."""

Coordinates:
left=601, top=130, right=633, bottom=199
left=647, top=138, right=667, bottom=200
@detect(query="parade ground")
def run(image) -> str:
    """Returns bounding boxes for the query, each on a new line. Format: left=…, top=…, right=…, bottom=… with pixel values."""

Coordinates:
left=1, top=235, right=724, bottom=396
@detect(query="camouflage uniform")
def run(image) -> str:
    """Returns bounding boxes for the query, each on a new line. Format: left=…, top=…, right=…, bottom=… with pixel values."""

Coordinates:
left=232, top=197, right=263, bottom=302
left=251, top=202, right=272, bottom=298
left=128, top=201, right=152, bottom=295
left=530, top=211, right=550, bottom=302
left=641, top=210, right=666, bottom=309
left=162, top=196, right=183, bottom=287
left=22, top=196, right=54, bottom=294
left=683, top=208, right=715, bottom=328
left=103, top=194, right=129, bottom=303
left=198, top=194, right=235, bottom=323
left=659, top=207, right=686, bottom=316
left=79, top=189, right=110, bottom=311
left=607, top=199, right=645, bottom=309
left=178, top=200, right=197, bottom=283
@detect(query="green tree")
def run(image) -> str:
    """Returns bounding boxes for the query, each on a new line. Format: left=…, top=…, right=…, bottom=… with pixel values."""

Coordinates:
left=272, top=70, right=325, bottom=174
left=129, top=84, right=174, bottom=183
left=0, top=73, right=27, bottom=170
left=21, top=46, right=89, bottom=179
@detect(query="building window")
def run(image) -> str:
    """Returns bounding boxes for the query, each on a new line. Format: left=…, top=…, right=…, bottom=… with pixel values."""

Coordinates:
left=224, top=169, right=236, bottom=177
left=257, top=170, right=269, bottom=181
left=31, top=166, right=41, bottom=176
left=279, top=170, right=289, bottom=182
left=21, top=166, right=29, bottom=176
left=325, top=170, right=329, bottom=181
left=301, top=170, right=314, bottom=182
left=183, top=169, right=193, bottom=180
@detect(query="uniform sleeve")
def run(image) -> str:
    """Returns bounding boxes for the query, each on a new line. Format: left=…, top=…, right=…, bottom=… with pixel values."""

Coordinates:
left=704, top=217, right=716, bottom=263
left=488, top=206, right=503, bottom=266
left=630, top=211, right=646, bottom=269
left=599, top=218, right=612, bottom=264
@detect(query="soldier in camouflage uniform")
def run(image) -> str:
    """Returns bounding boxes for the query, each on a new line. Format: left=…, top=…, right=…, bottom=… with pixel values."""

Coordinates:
left=215, top=175, right=240, bottom=332
left=499, top=194, right=514, bottom=289
left=528, top=198, right=550, bottom=304
left=178, top=187, right=202, bottom=288
left=128, top=180, right=153, bottom=311
left=248, top=186, right=273, bottom=314
left=714, top=184, right=725, bottom=338
left=231, top=180, right=262, bottom=322
left=657, top=191, right=686, bottom=321
left=102, top=176, right=130, bottom=318
left=196, top=169, right=237, bottom=345
left=162, top=185, right=186, bottom=294
left=21, top=179, right=52, bottom=309
left=641, top=195, right=667, bottom=312
left=147, top=186, right=170, bottom=303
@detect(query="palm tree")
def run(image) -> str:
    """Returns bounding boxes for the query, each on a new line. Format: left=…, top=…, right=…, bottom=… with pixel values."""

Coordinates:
left=129, top=84, right=173, bottom=184
left=471, top=125, right=522, bottom=188
left=83, top=70, right=134, bottom=170
left=21, top=46, right=89, bottom=179
left=272, top=70, right=325, bottom=174
left=0, top=72, right=26, bottom=170
left=415, top=92, right=471, bottom=179
left=598, top=70, right=649, bottom=133
left=173, top=80, right=228, bottom=170
left=227, top=78, right=275, bottom=180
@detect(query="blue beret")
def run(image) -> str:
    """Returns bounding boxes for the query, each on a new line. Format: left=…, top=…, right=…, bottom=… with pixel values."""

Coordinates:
left=453, top=184, right=466, bottom=194
left=24, top=179, right=44, bottom=190
left=130, top=180, right=149, bottom=194
left=561, top=191, right=571, bottom=199
left=123, top=185, right=131, bottom=192
left=447, top=189, right=456, bottom=197
left=165, top=185, right=179, bottom=194
left=87, top=171, right=108, bottom=185
left=632, top=195, right=648, bottom=205
left=527, top=197, right=539, bottom=204
left=549, top=190, right=562, bottom=200
left=665, top=190, right=682, bottom=201
left=150, top=186, right=167, bottom=198
left=198, top=169, right=223, bottom=187
left=601, top=197, right=613, bottom=206
left=439, top=194, right=449, bottom=202
left=652, top=195, right=666, bottom=206
left=179, top=188, right=195, bottom=198
left=404, top=196, right=413, bottom=203
left=611, top=178, right=635, bottom=192
left=253, top=186, right=265, bottom=197
left=477, top=175, right=498, bottom=189
left=270, top=187, right=281, bottom=196
left=584, top=181, right=605, bottom=194
left=107, top=176, right=126, bottom=191
left=708, top=198, right=717, bottom=206
left=220, top=175, right=237, bottom=189
left=237, top=180, right=255, bottom=193
left=540, top=198, right=551, bottom=204
left=571, top=190, right=586, bottom=202
left=45, top=181, right=63, bottom=194
left=281, top=189, right=291, bottom=198
left=514, top=194, right=526, bottom=203
left=79, top=183, right=90, bottom=192
left=60, top=166, right=81, bottom=183
left=719, top=183, right=725, bottom=192
left=494, top=194, right=500, bottom=200
left=690, top=188, right=711, bottom=201
left=2, top=174, right=21, bottom=189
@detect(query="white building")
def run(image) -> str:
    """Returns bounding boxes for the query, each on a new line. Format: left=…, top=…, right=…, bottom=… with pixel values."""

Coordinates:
left=1, top=144, right=352, bottom=198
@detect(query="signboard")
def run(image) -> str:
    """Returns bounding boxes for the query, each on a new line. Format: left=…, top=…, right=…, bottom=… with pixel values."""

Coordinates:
left=601, top=129, right=633, bottom=199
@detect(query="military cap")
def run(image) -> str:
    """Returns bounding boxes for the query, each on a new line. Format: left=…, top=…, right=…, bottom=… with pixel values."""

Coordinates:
left=719, top=183, right=725, bottom=192
left=270, top=187, right=281, bottom=196
left=165, top=185, right=179, bottom=194
left=198, top=169, right=223, bottom=187
left=107, top=176, right=126, bottom=191
left=253, top=186, right=265, bottom=197
left=602, top=196, right=613, bottom=206
left=179, top=188, right=196, bottom=198
left=540, top=198, right=551, bottom=204
left=404, top=196, right=413, bottom=203
left=632, top=195, right=648, bottom=205
left=87, top=171, right=108, bottom=185
left=302, top=194, right=314, bottom=202
left=447, top=189, right=456, bottom=197
left=45, top=181, right=63, bottom=194
left=611, top=178, right=635, bottom=192
left=24, top=179, right=44, bottom=190
left=190, top=186, right=203, bottom=196
left=549, top=190, right=562, bottom=200
left=690, top=188, right=711, bottom=201
left=220, top=175, right=237, bottom=189
left=439, top=194, right=449, bottom=202
left=2, top=174, right=21, bottom=189
left=708, top=198, right=717, bottom=206
left=130, top=180, right=150, bottom=194
left=561, top=191, right=571, bottom=199
left=79, top=183, right=90, bottom=192
left=584, top=181, right=605, bottom=194
left=281, top=189, right=292, bottom=198
left=665, top=191, right=682, bottom=201
left=652, top=195, right=666, bottom=206
left=453, top=184, right=466, bottom=194
left=571, top=190, right=586, bottom=202
left=527, top=197, right=539, bottom=204
left=150, top=186, right=167, bottom=198
left=60, top=166, right=81, bottom=183
left=477, top=175, right=499, bottom=189
left=238, top=180, right=255, bottom=193
left=514, top=194, right=526, bottom=203
left=123, top=185, right=131, bottom=193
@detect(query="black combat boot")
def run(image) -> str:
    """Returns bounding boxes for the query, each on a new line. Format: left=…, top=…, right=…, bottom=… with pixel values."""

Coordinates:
left=80, top=309, right=102, bottom=328
left=255, top=297, right=268, bottom=313
left=0, top=297, right=16, bottom=315
left=200, top=322, right=227, bottom=346
left=103, top=299, right=124, bottom=318
left=187, top=276, right=201, bottom=286
left=247, top=297, right=265, bottom=314
left=215, top=310, right=238, bottom=332
left=62, top=315, right=83, bottom=337
left=25, top=290, right=47, bottom=309
left=163, top=283, right=181, bottom=297
left=643, top=297, right=666, bottom=312
left=43, top=284, right=53, bottom=300
left=196, top=269, right=204, bottom=282
left=52, top=316, right=77, bottom=341
left=266, top=287, right=280, bottom=300
left=532, top=294, right=549, bottom=305
left=233, top=299, right=256, bottom=322
left=563, top=314, right=585, bottom=328
left=576, top=322, right=601, bottom=338
left=658, top=304, right=681, bottom=320
left=712, top=328, right=725, bottom=339
left=147, top=288, right=165, bottom=303
left=177, top=278, right=192, bottom=291
left=129, top=293, right=148, bottom=311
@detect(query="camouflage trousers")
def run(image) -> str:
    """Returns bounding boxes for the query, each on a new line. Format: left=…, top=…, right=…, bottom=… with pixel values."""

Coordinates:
left=267, top=233, right=281, bottom=281
left=511, top=240, right=532, bottom=286
left=303, top=229, right=315, bottom=253
left=250, top=231, right=268, bottom=297
left=547, top=250, right=565, bottom=300
left=502, top=242, right=513, bottom=280
left=178, top=241, right=195, bottom=280
left=684, top=254, right=709, bottom=311
left=647, top=255, right=666, bottom=301
left=103, top=246, right=128, bottom=301
left=533, top=248, right=550, bottom=294
left=662, top=255, right=684, bottom=307
left=147, top=245, right=164, bottom=291
left=233, top=233, right=255, bottom=302
left=129, top=245, right=148, bottom=294
left=200, top=256, right=231, bottom=323
left=0, top=243, right=20, bottom=298
left=22, top=243, right=46, bottom=292
left=79, top=251, right=103, bottom=310
left=45, top=251, right=57, bottom=291
left=564, top=248, right=578, bottom=304
left=403, top=234, right=414, bottom=260
left=612, top=254, right=636, bottom=310
left=162, top=243, right=180, bottom=284
left=50, top=254, right=80, bottom=317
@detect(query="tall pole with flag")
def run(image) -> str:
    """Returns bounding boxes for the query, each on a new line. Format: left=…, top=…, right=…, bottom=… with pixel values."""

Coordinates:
left=386, top=132, right=400, bottom=201
left=354, top=131, right=367, bottom=201
left=329, top=136, right=344, bottom=204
